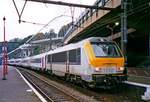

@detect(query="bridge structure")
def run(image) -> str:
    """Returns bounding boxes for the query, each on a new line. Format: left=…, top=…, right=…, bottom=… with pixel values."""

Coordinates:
left=63, top=0, right=149, bottom=43
left=63, top=0, right=122, bottom=44
left=62, top=0, right=150, bottom=66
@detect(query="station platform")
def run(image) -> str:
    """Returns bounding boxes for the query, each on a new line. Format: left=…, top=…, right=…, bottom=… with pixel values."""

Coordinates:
left=128, top=68, right=150, bottom=85
left=0, top=66, right=42, bottom=102
left=128, top=75, right=150, bottom=85
left=127, top=70, right=150, bottom=101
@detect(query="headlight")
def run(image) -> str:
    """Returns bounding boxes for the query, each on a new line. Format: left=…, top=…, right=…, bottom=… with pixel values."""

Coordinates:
left=118, top=67, right=124, bottom=71
left=95, top=67, right=100, bottom=71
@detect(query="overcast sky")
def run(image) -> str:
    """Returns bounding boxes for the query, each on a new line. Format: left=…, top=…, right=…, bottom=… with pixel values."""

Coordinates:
left=0, top=0, right=96, bottom=42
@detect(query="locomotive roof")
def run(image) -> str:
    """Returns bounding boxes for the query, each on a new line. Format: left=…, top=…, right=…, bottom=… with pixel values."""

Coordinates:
left=9, top=37, right=112, bottom=60
left=46, top=37, right=110, bottom=55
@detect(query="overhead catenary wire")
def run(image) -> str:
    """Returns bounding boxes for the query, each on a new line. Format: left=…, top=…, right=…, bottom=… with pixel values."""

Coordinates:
left=9, top=0, right=105, bottom=56
left=70, top=6, right=75, bottom=25
left=8, top=14, right=69, bottom=56
left=27, top=0, right=114, bottom=10
left=12, top=0, right=28, bottom=23
left=21, top=20, right=46, bottom=25
left=8, top=11, right=77, bottom=56
left=25, top=13, right=72, bottom=43
left=8, top=1, right=149, bottom=56
left=19, top=1, right=150, bottom=44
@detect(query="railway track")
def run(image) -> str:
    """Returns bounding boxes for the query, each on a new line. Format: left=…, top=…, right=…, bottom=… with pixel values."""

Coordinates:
left=18, top=68, right=98, bottom=102
left=18, top=67, right=146, bottom=102
left=19, top=69, right=81, bottom=102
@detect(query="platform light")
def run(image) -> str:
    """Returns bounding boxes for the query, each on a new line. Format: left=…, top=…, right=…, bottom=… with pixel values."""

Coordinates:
left=115, top=22, right=119, bottom=26
left=107, top=22, right=120, bottom=41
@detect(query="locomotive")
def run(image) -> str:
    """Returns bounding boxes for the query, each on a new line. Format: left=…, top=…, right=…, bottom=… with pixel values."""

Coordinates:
left=9, top=37, right=127, bottom=88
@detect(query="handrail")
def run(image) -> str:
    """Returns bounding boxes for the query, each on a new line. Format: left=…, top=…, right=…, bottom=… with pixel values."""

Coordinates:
left=63, top=0, right=111, bottom=42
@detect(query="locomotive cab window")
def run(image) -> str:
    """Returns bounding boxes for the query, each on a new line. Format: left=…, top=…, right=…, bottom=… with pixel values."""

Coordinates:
left=91, top=42, right=121, bottom=57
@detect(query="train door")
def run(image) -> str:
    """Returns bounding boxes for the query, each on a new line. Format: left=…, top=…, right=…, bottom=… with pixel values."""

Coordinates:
left=47, top=54, right=52, bottom=74
left=48, top=55, right=52, bottom=74
left=41, top=57, right=46, bottom=71
left=66, top=51, right=69, bottom=73
left=50, top=55, right=52, bottom=74
left=41, top=57, right=44, bottom=70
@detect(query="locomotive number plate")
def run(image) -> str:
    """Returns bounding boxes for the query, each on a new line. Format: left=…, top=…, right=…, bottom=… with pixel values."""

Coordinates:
left=102, top=66, right=116, bottom=74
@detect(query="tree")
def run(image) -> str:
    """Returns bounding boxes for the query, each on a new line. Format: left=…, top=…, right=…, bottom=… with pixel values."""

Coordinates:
left=58, top=22, right=72, bottom=37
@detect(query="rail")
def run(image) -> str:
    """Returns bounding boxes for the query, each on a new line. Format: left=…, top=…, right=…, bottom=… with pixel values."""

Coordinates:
left=17, top=68, right=100, bottom=102
left=15, top=66, right=146, bottom=102
left=19, top=68, right=81, bottom=102
left=128, top=67, right=150, bottom=77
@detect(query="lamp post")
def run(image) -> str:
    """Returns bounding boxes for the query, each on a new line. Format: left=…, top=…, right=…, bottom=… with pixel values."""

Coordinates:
left=121, top=0, right=127, bottom=65
left=2, top=17, right=7, bottom=80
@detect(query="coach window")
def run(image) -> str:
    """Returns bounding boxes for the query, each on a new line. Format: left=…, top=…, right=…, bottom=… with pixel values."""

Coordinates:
left=16, top=60, right=20, bottom=63
left=47, top=55, right=52, bottom=63
left=10, top=61, right=14, bottom=63
left=76, top=48, right=81, bottom=64
left=69, top=48, right=81, bottom=64
left=25, top=60, right=28, bottom=63
left=36, top=58, right=41, bottom=63
left=69, top=49, right=76, bottom=63
left=31, top=58, right=41, bottom=63
left=52, top=52, right=67, bottom=63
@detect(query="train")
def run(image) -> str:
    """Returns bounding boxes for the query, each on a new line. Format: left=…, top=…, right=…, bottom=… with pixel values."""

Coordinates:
left=8, top=37, right=127, bottom=88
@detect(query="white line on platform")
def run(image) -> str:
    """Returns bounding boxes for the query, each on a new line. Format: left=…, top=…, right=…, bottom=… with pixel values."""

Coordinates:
left=124, top=81, right=150, bottom=101
left=124, top=81, right=150, bottom=88
left=15, top=68, right=47, bottom=102
left=129, top=75, right=150, bottom=79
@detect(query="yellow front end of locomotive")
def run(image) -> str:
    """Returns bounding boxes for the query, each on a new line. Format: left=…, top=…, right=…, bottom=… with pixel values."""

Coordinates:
left=84, top=41, right=125, bottom=75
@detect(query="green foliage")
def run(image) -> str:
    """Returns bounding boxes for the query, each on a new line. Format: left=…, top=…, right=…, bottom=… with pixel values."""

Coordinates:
left=33, top=47, right=40, bottom=55
left=58, top=22, right=72, bottom=37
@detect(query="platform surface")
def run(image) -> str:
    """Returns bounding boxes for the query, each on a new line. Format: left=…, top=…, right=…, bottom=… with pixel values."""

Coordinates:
left=128, top=75, right=150, bottom=85
left=128, top=68, right=150, bottom=85
left=0, top=66, right=41, bottom=102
